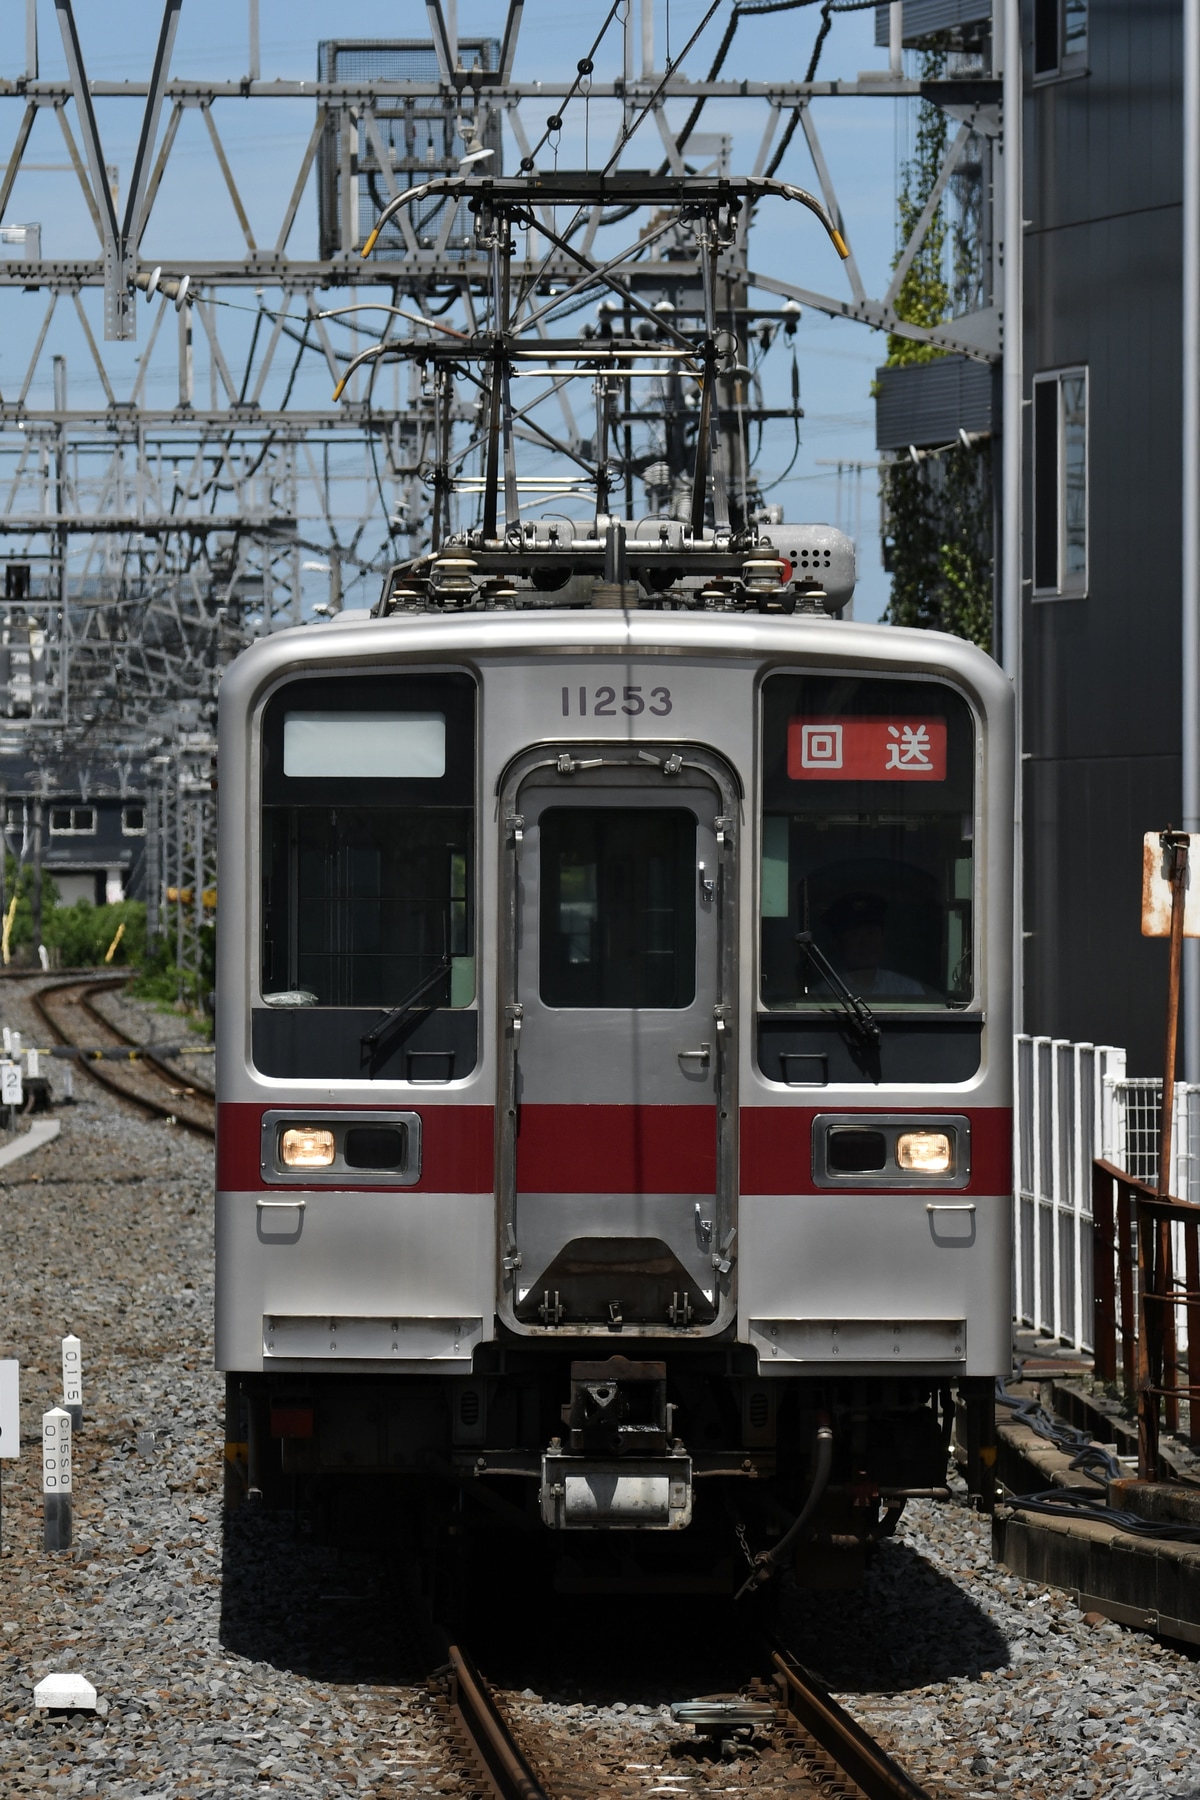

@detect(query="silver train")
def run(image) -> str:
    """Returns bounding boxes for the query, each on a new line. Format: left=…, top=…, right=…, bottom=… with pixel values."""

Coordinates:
left=216, top=520, right=1013, bottom=1593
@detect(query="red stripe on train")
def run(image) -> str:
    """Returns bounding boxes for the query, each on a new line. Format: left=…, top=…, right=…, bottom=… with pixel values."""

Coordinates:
left=216, top=1101, right=1011, bottom=1198
left=516, top=1104, right=716, bottom=1194
left=739, top=1105, right=1013, bottom=1195
left=215, top=1102, right=494, bottom=1193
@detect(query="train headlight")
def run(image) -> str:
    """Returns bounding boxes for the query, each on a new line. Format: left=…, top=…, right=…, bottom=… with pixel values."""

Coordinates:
left=279, top=1125, right=336, bottom=1168
left=896, top=1130, right=953, bottom=1175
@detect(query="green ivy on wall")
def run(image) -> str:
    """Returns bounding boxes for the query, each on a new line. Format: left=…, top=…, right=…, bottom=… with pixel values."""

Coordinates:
left=883, top=441, right=993, bottom=645
left=881, top=51, right=993, bottom=652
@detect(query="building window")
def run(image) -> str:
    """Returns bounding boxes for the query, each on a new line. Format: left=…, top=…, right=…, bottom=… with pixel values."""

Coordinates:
left=1033, top=368, right=1088, bottom=598
left=48, top=805, right=97, bottom=836
left=121, top=805, right=145, bottom=836
left=1033, top=0, right=1087, bottom=79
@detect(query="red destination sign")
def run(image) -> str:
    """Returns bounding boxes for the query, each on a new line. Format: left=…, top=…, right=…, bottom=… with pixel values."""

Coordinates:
left=787, top=717, right=947, bottom=781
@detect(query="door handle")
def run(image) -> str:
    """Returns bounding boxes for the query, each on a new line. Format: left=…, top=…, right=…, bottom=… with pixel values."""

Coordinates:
left=257, top=1197, right=308, bottom=1210
left=925, top=1203, right=975, bottom=1214
left=679, top=1043, right=711, bottom=1065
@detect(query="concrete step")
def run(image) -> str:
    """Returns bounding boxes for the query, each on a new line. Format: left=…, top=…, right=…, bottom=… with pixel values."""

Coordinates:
left=993, top=1381, right=1200, bottom=1647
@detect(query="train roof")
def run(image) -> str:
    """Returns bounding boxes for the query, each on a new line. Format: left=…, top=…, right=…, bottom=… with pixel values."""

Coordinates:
left=219, top=604, right=1014, bottom=723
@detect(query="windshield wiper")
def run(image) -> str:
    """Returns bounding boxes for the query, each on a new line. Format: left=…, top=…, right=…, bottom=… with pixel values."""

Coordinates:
left=361, top=950, right=452, bottom=1057
left=795, top=931, right=881, bottom=1051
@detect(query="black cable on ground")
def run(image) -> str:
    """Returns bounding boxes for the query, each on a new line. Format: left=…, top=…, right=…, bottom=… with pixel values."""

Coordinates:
left=995, top=1378, right=1200, bottom=1543
left=999, top=1487, right=1200, bottom=1544
left=995, top=1377, right=1123, bottom=1484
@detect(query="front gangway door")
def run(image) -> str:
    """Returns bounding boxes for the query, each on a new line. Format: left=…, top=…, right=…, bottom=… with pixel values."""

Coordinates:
left=497, top=745, right=738, bottom=1338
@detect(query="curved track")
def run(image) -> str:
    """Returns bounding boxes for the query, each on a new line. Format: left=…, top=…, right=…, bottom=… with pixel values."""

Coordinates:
left=30, top=975, right=215, bottom=1141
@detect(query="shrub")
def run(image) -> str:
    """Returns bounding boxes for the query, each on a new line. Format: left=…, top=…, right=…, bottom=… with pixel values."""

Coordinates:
left=42, top=899, right=147, bottom=969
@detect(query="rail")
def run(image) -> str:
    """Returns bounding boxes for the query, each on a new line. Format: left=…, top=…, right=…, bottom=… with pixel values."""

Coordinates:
left=446, top=1644, right=550, bottom=1800
left=30, top=977, right=215, bottom=1141
left=771, top=1648, right=934, bottom=1800
left=1092, top=1158, right=1200, bottom=1474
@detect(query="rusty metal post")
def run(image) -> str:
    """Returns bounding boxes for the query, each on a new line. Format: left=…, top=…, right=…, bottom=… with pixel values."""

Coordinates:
left=1092, top=1160, right=1117, bottom=1381
left=1164, top=1214, right=1181, bottom=1436
left=1137, top=1196, right=1161, bottom=1478
left=1150, top=833, right=1190, bottom=1457
left=1118, top=1180, right=1138, bottom=1398
left=1158, top=833, right=1190, bottom=1197
left=1186, top=1216, right=1200, bottom=1444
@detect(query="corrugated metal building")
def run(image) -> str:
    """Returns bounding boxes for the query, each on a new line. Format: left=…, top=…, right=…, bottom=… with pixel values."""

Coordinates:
left=877, top=0, right=1182, bottom=1073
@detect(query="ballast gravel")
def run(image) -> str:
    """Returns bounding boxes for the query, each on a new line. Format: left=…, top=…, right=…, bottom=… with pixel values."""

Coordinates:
left=494, top=1502, right=1200, bottom=1800
left=0, top=980, right=448, bottom=1799
left=777, top=1495, right=1200, bottom=1800
left=0, top=972, right=1197, bottom=1799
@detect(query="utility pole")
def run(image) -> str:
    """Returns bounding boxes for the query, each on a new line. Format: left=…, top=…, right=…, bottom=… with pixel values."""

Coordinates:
left=31, top=782, right=43, bottom=954
left=1000, top=0, right=1024, bottom=1033
left=1182, top=0, right=1200, bottom=1079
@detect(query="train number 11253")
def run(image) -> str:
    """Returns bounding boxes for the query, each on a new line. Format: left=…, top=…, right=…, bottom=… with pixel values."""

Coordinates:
left=561, top=684, right=672, bottom=718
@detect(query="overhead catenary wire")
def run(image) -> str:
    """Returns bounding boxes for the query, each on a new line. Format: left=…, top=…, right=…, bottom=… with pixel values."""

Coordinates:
left=645, top=0, right=884, bottom=190
left=138, top=8, right=869, bottom=575
left=669, top=0, right=819, bottom=173
left=599, top=0, right=727, bottom=175
left=519, top=0, right=628, bottom=170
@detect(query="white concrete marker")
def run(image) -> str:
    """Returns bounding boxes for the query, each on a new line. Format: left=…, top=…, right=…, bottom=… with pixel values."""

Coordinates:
left=61, top=1335, right=82, bottom=1431
left=42, top=1407, right=72, bottom=1551
left=0, top=1362, right=18, bottom=1460
left=25, top=1048, right=38, bottom=1079
left=34, top=1672, right=97, bottom=1711
left=0, top=1359, right=18, bottom=1554
left=0, top=1058, right=22, bottom=1111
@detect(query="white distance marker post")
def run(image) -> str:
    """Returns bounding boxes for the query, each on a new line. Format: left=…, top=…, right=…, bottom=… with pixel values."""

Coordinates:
left=0, top=1057, right=22, bottom=1125
left=61, top=1335, right=82, bottom=1431
left=42, top=1407, right=72, bottom=1551
left=0, top=1360, right=19, bottom=1554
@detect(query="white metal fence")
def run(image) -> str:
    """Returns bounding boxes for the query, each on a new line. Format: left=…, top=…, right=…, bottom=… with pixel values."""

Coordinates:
left=1014, top=1034, right=1200, bottom=1354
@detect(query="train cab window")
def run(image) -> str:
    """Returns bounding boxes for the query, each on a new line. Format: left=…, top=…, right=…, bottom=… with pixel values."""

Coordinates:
left=540, top=808, right=696, bottom=1008
left=255, top=673, right=476, bottom=1081
left=759, top=674, right=976, bottom=1012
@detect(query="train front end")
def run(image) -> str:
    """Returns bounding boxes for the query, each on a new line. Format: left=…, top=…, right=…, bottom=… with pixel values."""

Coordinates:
left=215, top=524, right=1012, bottom=1593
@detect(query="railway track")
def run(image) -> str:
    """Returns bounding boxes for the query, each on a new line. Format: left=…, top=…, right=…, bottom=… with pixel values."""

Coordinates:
left=769, top=1648, right=934, bottom=1800
left=438, top=1633, right=935, bottom=1800
left=441, top=1643, right=553, bottom=1800
left=667, top=1646, right=935, bottom=1800
left=30, top=974, right=215, bottom=1140
left=16, top=978, right=928, bottom=1800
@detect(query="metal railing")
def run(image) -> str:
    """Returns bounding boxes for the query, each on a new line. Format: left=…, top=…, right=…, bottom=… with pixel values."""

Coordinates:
left=1014, top=1035, right=1200, bottom=1365
left=1013, top=1036, right=1126, bottom=1352
left=1092, top=1159, right=1200, bottom=1468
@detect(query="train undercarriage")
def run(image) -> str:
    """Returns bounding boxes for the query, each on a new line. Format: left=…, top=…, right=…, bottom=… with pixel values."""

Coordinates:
left=226, top=1358, right=997, bottom=1596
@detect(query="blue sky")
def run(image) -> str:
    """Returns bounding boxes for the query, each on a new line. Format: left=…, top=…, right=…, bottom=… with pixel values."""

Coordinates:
left=0, top=2, right=913, bottom=620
